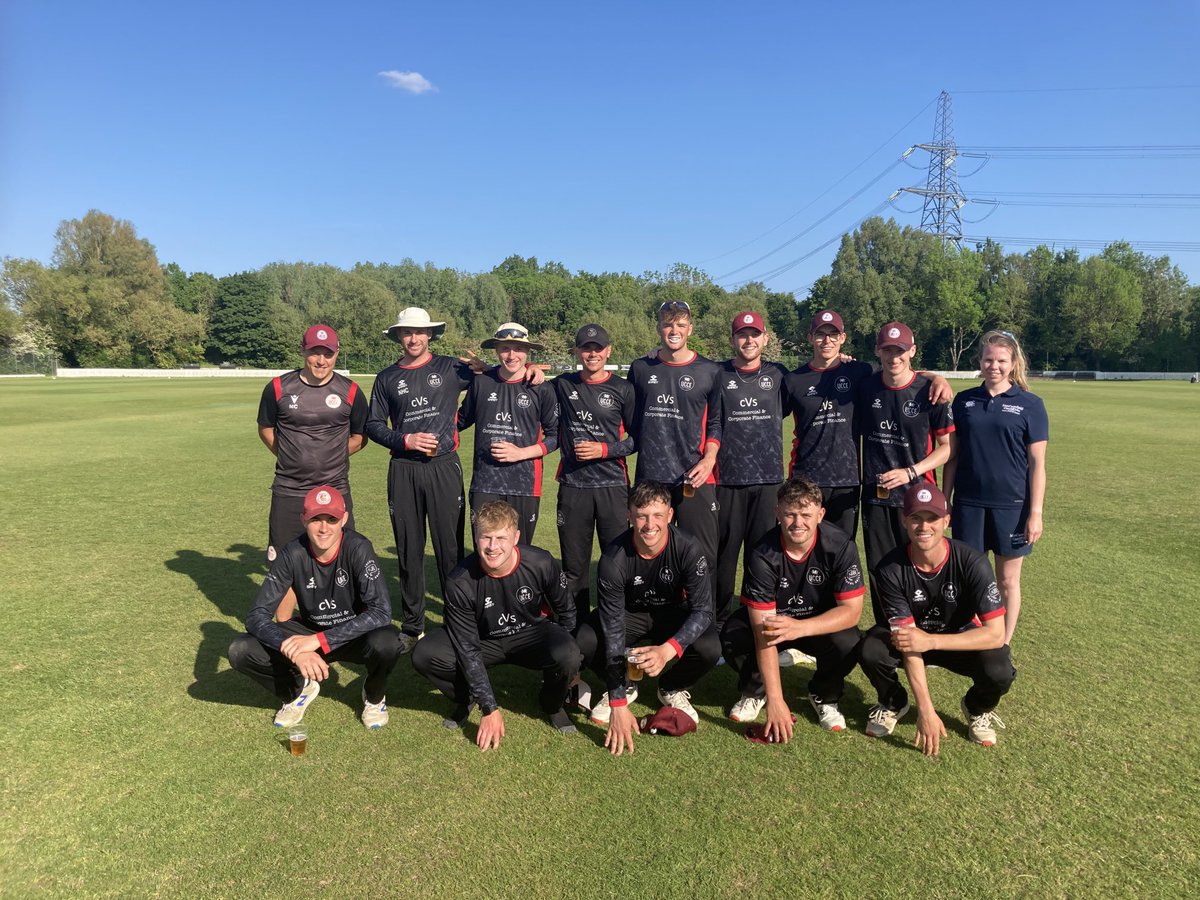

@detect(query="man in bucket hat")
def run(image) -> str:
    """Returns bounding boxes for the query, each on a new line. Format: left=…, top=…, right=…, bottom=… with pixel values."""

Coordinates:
left=457, top=322, right=558, bottom=546
left=257, top=324, right=369, bottom=564
left=367, top=309, right=546, bottom=653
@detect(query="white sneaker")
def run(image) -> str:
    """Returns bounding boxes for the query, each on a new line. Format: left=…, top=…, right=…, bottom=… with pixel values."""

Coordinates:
left=274, top=678, right=320, bottom=728
left=589, top=685, right=638, bottom=726
left=778, top=648, right=815, bottom=667
left=361, top=689, right=389, bottom=729
left=657, top=687, right=699, bottom=724
left=729, top=693, right=766, bottom=723
left=961, top=699, right=1005, bottom=746
left=865, top=700, right=910, bottom=738
left=398, top=632, right=423, bottom=655
left=808, top=694, right=846, bottom=732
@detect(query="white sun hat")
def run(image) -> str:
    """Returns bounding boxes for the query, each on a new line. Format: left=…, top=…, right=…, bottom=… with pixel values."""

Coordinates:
left=383, top=307, right=447, bottom=342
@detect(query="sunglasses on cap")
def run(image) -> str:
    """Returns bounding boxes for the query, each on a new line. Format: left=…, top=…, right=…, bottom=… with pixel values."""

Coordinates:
left=494, top=326, right=529, bottom=340
left=657, top=301, right=691, bottom=314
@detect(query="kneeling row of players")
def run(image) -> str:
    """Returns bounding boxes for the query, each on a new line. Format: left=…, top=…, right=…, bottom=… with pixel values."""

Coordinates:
left=229, top=479, right=1015, bottom=757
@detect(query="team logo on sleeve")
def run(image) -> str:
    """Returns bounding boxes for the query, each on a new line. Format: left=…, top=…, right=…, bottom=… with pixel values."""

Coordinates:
left=335, top=568, right=349, bottom=587
left=986, top=583, right=1001, bottom=604
left=557, top=510, right=565, bottom=526
left=517, top=393, right=531, bottom=408
left=598, top=393, right=614, bottom=408
left=807, top=568, right=826, bottom=585
left=903, top=400, right=921, bottom=418
left=696, top=556, right=709, bottom=576
left=659, top=567, right=674, bottom=584
left=325, top=394, right=342, bottom=409
left=942, top=583, right=958, bottom=602
left=559, top=572, right=569, bottom=588
left=517, top=586, right=535, bottom=604
left=363, top=561, right=381, bottom=581
left=845, top=564, right=862, bottom=583
left=835, top=375, right=851, bottom=393
left=428, top=373, right=443, bottom=387
left=758, top=375, right=774, bottom=391
left=267, top=546, right=277, bottom=562
left=679, top=375, right=695, bottom=392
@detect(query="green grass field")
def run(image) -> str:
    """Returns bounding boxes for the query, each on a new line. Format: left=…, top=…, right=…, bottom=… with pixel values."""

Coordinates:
left=2, top=376, right=1198, bottom=898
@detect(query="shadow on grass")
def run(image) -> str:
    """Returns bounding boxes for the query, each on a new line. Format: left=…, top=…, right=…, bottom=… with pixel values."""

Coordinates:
left=166, top=543, right=264, bottom=620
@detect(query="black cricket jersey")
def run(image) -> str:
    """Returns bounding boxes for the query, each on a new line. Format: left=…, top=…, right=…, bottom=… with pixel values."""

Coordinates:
left=858, top=372, right=955, bottom=507
left=245, top=529, right=393, bottom=653
left=457, top=369, right=559, bottom=497
left=553, top=371, right=636, bottom=488
left=443, top=545, right=575, bottom=712
left=740, top=523, right=866, bottom=619
left=783, top=360, right=873, bottom=488
left=596, top=527, right=714, bottom=701
left=258, top=370, right=368, bottom=496
left=367, top=355, right=474, bottom=460
left=626, top=352, right=722, bottom=485
left=876, top=538, right=1004, bottom=634
left=716, top=360, right=789, bottom=485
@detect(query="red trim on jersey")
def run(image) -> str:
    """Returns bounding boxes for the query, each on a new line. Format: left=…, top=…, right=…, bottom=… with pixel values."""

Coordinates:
left=600, top=443, right=609, bottom=459
left=788, top=412, right=801, bottom=478
left=834, top=586, right=867, bottom=602
left=907, top=539, right=950, bottom=575
left=666, top=638, right=683, bottom=659
left=554, top=459, right=563, bottom=482
left=734, top=363, right=762, bottom=374
left=780, top=527, right=817, bottom=564
left=308, top=535, right=343, bottom=566
left=890, top=614, right=916, bottom=628
left=808, top=360, right=843, bottom=373
left=580, top=372, right=612, bottom=384
left=885, top=373, right=917, bottom=391
left=484, top=547, right=521, bottom=579
left=979, top=607, right=1006, bottom=622
left=619, top=457, right=629, bottom=482
left=932, top=424, right=956, bottom=436
left=533, top=434, right=546, bottom=497
left=347, top=381, right=358, bottom=404
left=635, top=533, right=670, bottom=561
left=316, top=632, right=331, bottom=654
left=273, top=376, right=283, bottom=401
left=742, top=596, right=776, bottom=611
left=452, top=430, right=460, bottom=451
left=611, top=697, right=629, bottom=708
left=655, top=351, right=698, bottom=366
left=398, top=356, right=433, bottom=370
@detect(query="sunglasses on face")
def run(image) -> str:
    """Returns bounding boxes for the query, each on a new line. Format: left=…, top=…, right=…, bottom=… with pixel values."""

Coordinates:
left=494, top=327, right=528, bottom=340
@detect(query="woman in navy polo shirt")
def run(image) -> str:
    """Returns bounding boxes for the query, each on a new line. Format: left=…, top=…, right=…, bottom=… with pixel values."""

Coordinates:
left=943, top=331, right=1048, bottom=645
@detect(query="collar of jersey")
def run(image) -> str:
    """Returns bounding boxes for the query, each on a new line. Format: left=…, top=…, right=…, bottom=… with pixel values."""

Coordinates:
left=808, top=360, right=843, bottom=373
left=977, top=381, right=1020, bottom=399
left=779, top=526, right=817, bottom=564
left=907, top=538, right=950, bottom=575
left=307, top=535, right=344, bottom=566
left=883, top=372, right=917, bottom=391
left=634, top=530, right=670, bottom=561
left=655, top=350, right=698, bottom=367
left=398, top=354, right=435, bottom=370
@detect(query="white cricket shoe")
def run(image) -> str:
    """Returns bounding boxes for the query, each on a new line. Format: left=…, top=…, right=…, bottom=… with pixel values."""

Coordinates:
left=274, top=678, right=320, bottom=728
left=729, top=693, right=766, bottom=723
left=808, top=693, right=846, bottom=732
left=657, top=687, right=699, bottom=724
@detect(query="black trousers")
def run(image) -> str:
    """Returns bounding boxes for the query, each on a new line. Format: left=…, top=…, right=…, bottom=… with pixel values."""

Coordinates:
left=715, top=482, right=780, bottom=627
left=669, top=482, right=719, bottom=565
left=388, top=455, right=465, bottom=637
left=268, top=489, right=355, bottom=563
left=574, top=607, right=721, bottom=694
left=819, top=486, right=860, bottom=540
left=228, top=620, right=400, bottom=704
left=859, top=625, right=1016, bottom=714
left=556, top=484, right=629, bottom=618
left=861, top=502, right=908, bottom=625
left=719, top=606, right=862, bottom=702
left=411, top=620, right=582, bottom=713
left=470, top=491, right=540, bottom=547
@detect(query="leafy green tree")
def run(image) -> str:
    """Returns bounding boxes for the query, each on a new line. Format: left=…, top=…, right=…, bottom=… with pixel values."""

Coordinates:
left=208, top=271, right=290, bottom=367
left=928, top=247, right=986, bottom=370
left=1062, top=256, right=1143, bottom=367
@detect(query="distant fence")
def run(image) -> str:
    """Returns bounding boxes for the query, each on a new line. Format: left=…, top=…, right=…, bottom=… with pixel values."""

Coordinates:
left=0, top=348, right=55, bottom=376
left=1039, top=371, right=1198, bottom=382
left=54, top=367, right=347, bottom=379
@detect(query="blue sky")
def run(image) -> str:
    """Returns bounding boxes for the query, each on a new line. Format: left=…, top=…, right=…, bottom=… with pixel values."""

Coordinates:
left=2, top=1, right=1198, bottom=292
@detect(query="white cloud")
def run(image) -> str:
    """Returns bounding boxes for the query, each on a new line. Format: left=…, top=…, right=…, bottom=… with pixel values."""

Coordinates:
left=377, top=70, right=436, bottom=94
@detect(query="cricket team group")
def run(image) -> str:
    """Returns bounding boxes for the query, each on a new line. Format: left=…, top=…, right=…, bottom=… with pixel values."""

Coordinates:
left=228, top=300, right=1049, bottom=756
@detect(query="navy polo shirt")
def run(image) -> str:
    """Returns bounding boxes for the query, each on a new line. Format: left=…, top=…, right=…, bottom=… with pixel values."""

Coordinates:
left=951, top=383, right=1048, bottom=508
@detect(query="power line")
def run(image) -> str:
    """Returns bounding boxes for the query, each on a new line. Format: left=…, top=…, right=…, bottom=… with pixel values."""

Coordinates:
left=696, top=96, right=940, bottom=265
left=962, top=235, right=1200, bottom=252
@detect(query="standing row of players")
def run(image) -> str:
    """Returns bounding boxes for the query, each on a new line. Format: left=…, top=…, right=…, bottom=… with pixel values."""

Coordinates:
left=236, top=303, right=1048, bottom=754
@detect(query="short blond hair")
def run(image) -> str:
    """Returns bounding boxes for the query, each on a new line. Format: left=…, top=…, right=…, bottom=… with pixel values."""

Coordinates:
left=474, top=501, right=519, bottom=535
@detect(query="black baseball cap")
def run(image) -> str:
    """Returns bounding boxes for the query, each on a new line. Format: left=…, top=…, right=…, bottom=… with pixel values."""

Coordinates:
left=574, top=324, right=611, bottom=348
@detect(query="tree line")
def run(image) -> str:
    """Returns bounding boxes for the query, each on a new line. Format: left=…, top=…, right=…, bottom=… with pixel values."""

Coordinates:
left=3, top=209, right=1197, bottom=373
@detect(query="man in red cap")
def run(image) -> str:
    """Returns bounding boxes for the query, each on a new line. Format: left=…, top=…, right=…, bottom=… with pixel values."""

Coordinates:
left=859, top=483, right=1015, bottom=753
left=228, top=485, right=401, bottom=730
left=857, top=321, right=954, bottom=626
left=257, top=324, right=368, bottom=564
left=712, top=311, right=791, bottom=629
